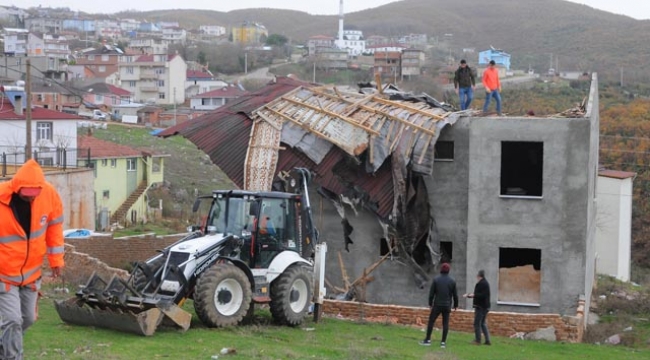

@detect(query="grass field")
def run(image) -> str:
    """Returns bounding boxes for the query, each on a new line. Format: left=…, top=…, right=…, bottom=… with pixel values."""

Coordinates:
left=24, top=291, right=650, bottom=360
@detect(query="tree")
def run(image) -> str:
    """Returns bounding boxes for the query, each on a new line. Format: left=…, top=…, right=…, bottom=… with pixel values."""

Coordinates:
left=265, top=34, right=288, bottom=47
left=197, top=51, right=207, bottom=65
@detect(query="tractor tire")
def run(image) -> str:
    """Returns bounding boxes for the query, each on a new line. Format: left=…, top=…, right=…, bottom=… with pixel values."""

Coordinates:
left=132, top=257, right=164, bottom=292
left=270, top=265, right=313, bottom=326
left=194, top=263, right=252, bottom=328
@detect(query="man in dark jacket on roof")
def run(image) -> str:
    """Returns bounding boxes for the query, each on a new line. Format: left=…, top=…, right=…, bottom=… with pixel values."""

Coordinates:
left=464, top=270, right=492, bottom=345
left=420, top=263, right=458, bottom=349
left=454, top=59, right=476, bottom=110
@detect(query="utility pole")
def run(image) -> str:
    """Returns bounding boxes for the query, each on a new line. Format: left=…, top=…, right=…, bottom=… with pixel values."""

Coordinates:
left=313, top=61, right=316, bottom=83
left=620, top=68, right=624, bottom=87
left=173, top=87, right=177, bottom=125
left=25, top=58, right=32, bottom=160
left=244, top=52, right=248, bottom=75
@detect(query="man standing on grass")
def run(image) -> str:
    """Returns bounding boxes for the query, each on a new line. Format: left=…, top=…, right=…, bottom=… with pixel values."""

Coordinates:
left=482, top=60, right=503, bottom=115
left=464, top=270, right=492, bottom=345
left=0, top=159, right=65, bottom=360
left=454, top=59, right=476, bottom=110
left=420, top=263, right=458, bottom=349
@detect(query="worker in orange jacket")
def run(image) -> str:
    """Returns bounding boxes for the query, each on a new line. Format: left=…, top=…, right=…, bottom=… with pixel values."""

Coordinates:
left=0, top=159, right=64, bottom=359
left=482, top=60, right=503, bottom=116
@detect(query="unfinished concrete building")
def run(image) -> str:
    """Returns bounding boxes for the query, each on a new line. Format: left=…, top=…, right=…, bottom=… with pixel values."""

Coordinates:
left=160, top=75, right=599, bottom=317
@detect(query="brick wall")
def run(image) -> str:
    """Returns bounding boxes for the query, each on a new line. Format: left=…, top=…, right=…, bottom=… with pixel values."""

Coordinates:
left=44, top=244, right=129, bottom=286
left=64, top=233, right=187, bottom=268
left=323, top=299, right=585, bottom=343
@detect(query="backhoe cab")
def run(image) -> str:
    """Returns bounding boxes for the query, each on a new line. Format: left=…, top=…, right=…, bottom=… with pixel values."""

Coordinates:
left=55, top=168, right=319, bottom=336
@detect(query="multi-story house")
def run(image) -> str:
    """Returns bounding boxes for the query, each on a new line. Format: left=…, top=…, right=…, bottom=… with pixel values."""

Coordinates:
left=119, top=53, right=187, bottom=105
left=25, top=17, right=63, bottom=34
left=2, top=28, right=28, bottom=56
left=401, top=48, right=426, bottom=78
left=95, top=20, right=122, bottom=40
left=69, top=44, right=123, bottom=81
left=62, top=19, right=95, bottom=33
left=120, top=19, right=141, bottom=32
left=479, top=48, right=512, bottom=70
left=162, top=27, right=187, bottom=45
left=307, top=35, right=334, bottom=57
left=80, top=83, right=133, bottom=108
left=374, top=51, right=402, bottom=79
left=128, top=38, right=168, bottom=55
left=199, top=25, right=226, bottom=37
left=31, top=81, right=81, bottom=113
left=190, top=85, right=248, bottom=111
left=316, top=48, right=348, bottom=70
left=185, top=70, right=227, bottom=98
left=0, top=86, right=80, bottom=167
left=364, top=43, right=407, bottom=55
left=27, top=33, right=70, bottom=60
left=77, top=134, right=167, bottom=229
left=231, top=21, right=268, bottom=44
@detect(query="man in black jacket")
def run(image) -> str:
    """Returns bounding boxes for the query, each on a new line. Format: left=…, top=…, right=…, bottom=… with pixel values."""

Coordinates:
left=464, top=270, right=491, bottom=345
left=453, top=59, right=476, bottom=110
left=420, top=263, right=458, bottom=348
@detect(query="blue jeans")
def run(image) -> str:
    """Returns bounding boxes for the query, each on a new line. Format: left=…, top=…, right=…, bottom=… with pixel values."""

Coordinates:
left=483, top=90, right=502, bottom=115
left=458, top=87, right=473, bottom=110
left=474, top=307, right=491, bottom=344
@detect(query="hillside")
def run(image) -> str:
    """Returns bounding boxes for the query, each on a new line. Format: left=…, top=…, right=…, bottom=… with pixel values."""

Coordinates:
left=119, top=0, right=650, bottom=81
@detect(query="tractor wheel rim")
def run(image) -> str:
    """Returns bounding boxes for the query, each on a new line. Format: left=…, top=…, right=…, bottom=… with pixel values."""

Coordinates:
left=214, top=278, right=243, bottom=316
left=289, top=278, right=308, bottom=313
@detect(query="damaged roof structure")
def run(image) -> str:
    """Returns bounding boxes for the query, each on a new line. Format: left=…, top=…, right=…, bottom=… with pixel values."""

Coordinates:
left=161, top=76, right=461, bottom=289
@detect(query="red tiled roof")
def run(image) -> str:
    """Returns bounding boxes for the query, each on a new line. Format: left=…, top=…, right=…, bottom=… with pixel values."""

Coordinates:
left=77, top=135, right=144, bottom=159
left=106, top=84, right=131, bottom=96
left=0, top=98, right=83, bottom=120
left=599, top=170, right=637, bottom=180
left=136, top=54, right=177, bottom=62
left=193, top=86, right=248, bottom=99
left=187, top=70, right=213, bottom=79
left=159, top=77, right=395, bottom=218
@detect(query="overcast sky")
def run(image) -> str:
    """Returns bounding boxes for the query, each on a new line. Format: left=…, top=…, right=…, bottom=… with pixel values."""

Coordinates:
left=4, top=0, right=650, bottom=20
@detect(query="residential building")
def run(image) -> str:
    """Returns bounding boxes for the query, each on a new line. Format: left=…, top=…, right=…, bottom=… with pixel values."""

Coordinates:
left=25, top=17, right=63, bottom=34
left=80, top=83, right=133, bottom=107
left=199, top=25, right=227, bottom=37
left=0, top=56, right=67, bottom=82
left=2, top=28, right=29, bottom=56
left=185, top=70, right=227, bottom=98
left=162, top=27, right=187, bottom=44
left=398, top=33, right=428, bottom=46
left=307, top=35, right=335, bottom=57
left=120, top=19, right=141, bottom=32
left=596, top=170, right=636, bottom=282
left=479, top=48, right=512, bottom=70
left=374, top=51, right=401, bottom=79
left=0, top=87, right=81, bottom=167
left=95, top=20, right=122, bottom=39
left=62, top=19, right=95, bottom=33
left=365, top=43, right=407, bottom=55
left=27, top=33, right=70, bottom=60
left=366, top=35, right=389, bottom=47
left=401, top=48, right=426, bottom=78
left=157, top=21, right=180, bottom=29
left=77, top=134, right=168, bottom=229
left=128, top=38, right=168, bottom=55
left=118, top=53, right=187, bottom=105
left=231, top=21, right=268, bottom=45
left=31, top=81, right=81, bottom=113
left=316, top=48, right=348, bottom=70
left=190, top=85, right=248, bottom=110
left=138, top=23, right=161, bottom=33
left=0, top=6, right=27, bottom=25
left=69, top=44, right=124, bottom=81
left=335, top=29, right=365, bottom=56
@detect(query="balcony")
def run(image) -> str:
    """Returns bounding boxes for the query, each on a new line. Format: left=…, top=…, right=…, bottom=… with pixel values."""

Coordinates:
left=140, top=85, right=159, bottom=93
left=140, top=71, right=157, bottom=79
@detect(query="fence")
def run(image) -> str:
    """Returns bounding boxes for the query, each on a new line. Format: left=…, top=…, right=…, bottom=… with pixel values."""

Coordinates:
left=1, top=146, right=92, bottom=176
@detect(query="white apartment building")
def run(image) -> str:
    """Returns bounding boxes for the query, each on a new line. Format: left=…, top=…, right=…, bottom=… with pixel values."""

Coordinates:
left=95, top=20, right=122, bottom=39
left=199, top=25, right=226, bottom=37
left=28, top=33, right=70, bottom=60
left=120, top=19, right=141, bottom=32
left=119, top=53, right=187, bottom=105
left=128, top=38, right=168, bottom=55
left=2, top=28, right=29, bottom=56
left=162, top=27, right=187, bottom=44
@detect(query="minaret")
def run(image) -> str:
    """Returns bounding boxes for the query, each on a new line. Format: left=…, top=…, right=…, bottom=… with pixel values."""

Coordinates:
left=338, top=0, right=345, bottom=44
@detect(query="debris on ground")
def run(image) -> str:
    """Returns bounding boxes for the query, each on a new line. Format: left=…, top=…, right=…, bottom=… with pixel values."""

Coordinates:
left=524, top=326, right=556, bottom=342
left=605, top=334, right=621, bottom=345
left=510, top=332, right=526, bottom=340
left=220, top=348, right=237, bottom=355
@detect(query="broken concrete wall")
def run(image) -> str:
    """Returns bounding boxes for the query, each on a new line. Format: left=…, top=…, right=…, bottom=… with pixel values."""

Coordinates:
left=465, top=115, right=595, bottom=315
left=426, top=117, right=471, bottom=299
left=317, top=190, right=430, bottom=306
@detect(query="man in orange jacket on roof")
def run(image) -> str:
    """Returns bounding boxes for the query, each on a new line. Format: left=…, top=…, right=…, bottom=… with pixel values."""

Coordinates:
left=0, top=159, right=64, bottom=359
left=482, top=60, right=503, bottom=116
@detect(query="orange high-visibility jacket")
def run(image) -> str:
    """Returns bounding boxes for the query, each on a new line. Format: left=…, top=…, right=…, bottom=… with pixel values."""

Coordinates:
left=0, top=159, right=64, bottom=286
left=482, top=67, right=501, bottom=92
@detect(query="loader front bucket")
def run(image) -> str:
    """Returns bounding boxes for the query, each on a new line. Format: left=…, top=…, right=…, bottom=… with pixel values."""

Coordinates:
left=54, top=298, right=190, bottom=336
